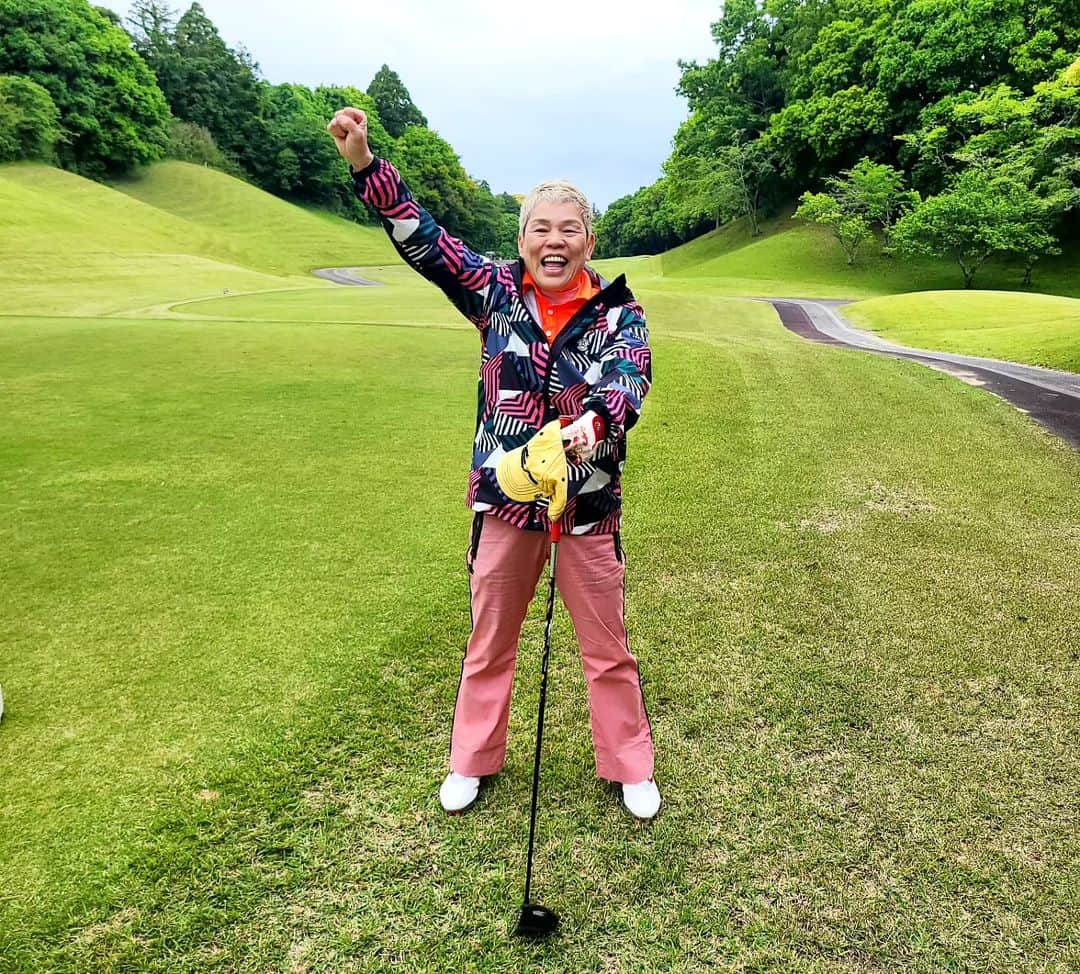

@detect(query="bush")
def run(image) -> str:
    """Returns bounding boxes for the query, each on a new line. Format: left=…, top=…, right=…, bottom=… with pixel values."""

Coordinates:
left=165, top=119, right=242, bottom=176
left=0, top=74, right=60, bottom=162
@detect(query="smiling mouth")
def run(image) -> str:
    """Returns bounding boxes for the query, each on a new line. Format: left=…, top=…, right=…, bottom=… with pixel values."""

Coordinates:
left=540, top=256, right=568, bottom=273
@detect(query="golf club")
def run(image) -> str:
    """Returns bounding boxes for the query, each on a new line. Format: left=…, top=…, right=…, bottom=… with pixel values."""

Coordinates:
left=513, top=520, right=561, bottom=939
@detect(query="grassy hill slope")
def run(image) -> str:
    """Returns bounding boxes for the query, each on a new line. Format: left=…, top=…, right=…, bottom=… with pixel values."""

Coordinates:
left=846, top=290, right=1080, bottom=373
left=652, top=209, right=1080, bottom=301
left=594, top=211, right=1080, bottom=372
left=111, top=161, right=395, bottom=275
left=0, top=163, right=396, bottom=316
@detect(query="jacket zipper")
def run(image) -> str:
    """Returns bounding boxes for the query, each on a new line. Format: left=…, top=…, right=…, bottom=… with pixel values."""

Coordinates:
left=508, top=261, right=629, bottom=531
left=539, top=274, right=628, bottom=417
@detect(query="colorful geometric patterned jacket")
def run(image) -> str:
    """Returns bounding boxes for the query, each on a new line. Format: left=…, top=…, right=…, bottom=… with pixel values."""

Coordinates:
left=351, top=158, right=652, bottom=536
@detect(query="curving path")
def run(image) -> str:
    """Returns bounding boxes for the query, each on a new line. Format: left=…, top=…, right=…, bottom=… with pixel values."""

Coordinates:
left=769, top=297, right=1080, bottom=450
left=312, top=267, right=383, bottom=286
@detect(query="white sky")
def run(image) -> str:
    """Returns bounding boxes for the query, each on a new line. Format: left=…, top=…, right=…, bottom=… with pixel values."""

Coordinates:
left=115, top=0, right=721, bottom=209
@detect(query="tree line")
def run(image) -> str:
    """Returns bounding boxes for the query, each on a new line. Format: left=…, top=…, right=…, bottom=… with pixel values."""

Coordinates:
left=595, top=0, right=1079, bottom=288
left=0, top=0, right=521, bottom=255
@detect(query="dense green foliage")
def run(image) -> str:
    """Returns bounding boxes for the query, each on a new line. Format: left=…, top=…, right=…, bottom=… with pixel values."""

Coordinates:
left=245, top=82, right=359, bottom=212
left=0, top=0, right=516, bottom=249
left=125, top=3, right=518, bottom=249
left=795, top=191, right=874, bottom=265
left=892, top=164, right=1059, bottom=286
left=0, top=0, right=170, bottom=175
left=366, top=63, right=428, bottom=139
left=598, top=0, right=1080, bottom=276
left=0, top=75, right=59, bottom=162
left=595, top=179, right=694, bottom=258
left=663, top=136, right=776, bottom=242
left=129, top=0, right=263, bottom=171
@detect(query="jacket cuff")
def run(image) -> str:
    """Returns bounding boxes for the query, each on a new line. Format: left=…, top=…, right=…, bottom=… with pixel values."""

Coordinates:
left=349, top=157, right=381, bottom=192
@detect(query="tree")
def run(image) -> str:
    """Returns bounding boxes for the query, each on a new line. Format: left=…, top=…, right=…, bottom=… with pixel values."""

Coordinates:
left=664, top=152, right=733, bottom=230
left=594, top=180, right=690, bottom=258
left=0, top=75, right=60, bottom=162
left=901, top=83, right=1041, bottom=194
left=677, top=0, right=786, bottom=145
left=130, top=1, right=264, bottom=172
left=899, top=56, right=1079, bottom=273
left=127, top=2, right=185, bottom=114
left=487, top=191, right=521, bottom=257
left=0, top=0, right=170, bottom=176
left=366, top=64, right=427, bottom=139
left=665, top=131, right=775, bottom=237
left=717, top=137, right=774, bottom=236
left=891, top=165, right=1058, bottom=288
left=494, top=211, right=519, bottom=259
left=882, top=0, right=1079, bottom=187
left=460, top=180, right=504, bottom=256
left=388, top=127, right=511, bottom=250
left=393, top=126, right=478, bottom=237
left=878, top=0, right=1078, bottom=108
left=827, top=157, right=916, bottom=253
left=794, top=191, right=873, bottom=266
left=248, top=83, right=353, bottom=208
left=652, top=0, right=1079, bottom=255
left=766, top=83, right=892, bottom=180
left=1065, top=55, right=1080, bottom=87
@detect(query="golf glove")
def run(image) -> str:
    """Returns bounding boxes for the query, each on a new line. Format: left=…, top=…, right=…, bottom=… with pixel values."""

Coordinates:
left=495, top=420, right=569, bottom=522
left=561, top=410, right=605, bottom=463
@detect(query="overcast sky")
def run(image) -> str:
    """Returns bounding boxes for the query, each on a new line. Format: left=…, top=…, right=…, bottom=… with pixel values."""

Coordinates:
left=117, top=0, right=721, bottom=210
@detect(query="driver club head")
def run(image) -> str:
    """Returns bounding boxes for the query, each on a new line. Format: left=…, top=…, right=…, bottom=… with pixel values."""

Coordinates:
left=514, top=903, right=560, bottom=939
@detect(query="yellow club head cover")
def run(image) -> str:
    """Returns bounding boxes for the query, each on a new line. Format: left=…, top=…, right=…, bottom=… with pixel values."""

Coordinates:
left=495, top=420, right=569, bottom=522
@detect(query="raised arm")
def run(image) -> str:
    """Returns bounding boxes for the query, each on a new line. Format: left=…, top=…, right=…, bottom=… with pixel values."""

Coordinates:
left=328, top=107, right=494, bottom=329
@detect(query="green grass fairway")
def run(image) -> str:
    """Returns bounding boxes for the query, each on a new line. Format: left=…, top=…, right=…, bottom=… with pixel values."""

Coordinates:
left=2, top=160, right=1079, bottom=972
left=845, top=290, right=1080, bottom=373
left=177, top=264, right=470, bottom=328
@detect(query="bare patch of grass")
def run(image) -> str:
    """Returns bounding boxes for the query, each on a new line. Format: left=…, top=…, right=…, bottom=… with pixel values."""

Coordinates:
left=799, top=479, right=937, bottom=533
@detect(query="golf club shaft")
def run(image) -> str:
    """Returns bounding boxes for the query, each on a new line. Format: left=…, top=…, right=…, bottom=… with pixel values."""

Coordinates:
left=523, top=537, right=558, bottom=906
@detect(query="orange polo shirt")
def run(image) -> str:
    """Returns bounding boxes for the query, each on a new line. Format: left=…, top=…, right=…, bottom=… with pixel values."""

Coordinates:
left=522, top=269, right=600, bottom=344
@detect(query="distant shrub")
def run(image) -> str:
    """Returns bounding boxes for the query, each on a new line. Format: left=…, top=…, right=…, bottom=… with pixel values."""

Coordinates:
left=0, top=75, right=60, bottom=163
left=166, top=119, right=243, bottom=176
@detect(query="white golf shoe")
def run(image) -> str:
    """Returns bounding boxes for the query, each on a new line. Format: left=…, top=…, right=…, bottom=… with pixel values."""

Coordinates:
left=439, top=772, right=480, bottom=814
left=621, top=778, right=661, bottom=821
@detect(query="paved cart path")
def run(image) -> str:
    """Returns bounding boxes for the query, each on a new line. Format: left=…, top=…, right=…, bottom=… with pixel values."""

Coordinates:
left=769, top=297, right=1080, bottom=450
left=312, top=267, right=383, bottom=286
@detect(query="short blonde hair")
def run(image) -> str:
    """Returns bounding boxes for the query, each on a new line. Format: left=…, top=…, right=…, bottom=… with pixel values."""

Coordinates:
left=519, top=180, right=593, bottom=237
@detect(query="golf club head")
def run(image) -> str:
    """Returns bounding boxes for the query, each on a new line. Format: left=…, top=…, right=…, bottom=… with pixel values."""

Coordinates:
left=514, top=903, right=560, bottom=939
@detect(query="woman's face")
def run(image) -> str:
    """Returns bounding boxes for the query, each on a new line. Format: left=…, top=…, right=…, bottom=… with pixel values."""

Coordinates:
left=518, top=200, right=595, bottom=294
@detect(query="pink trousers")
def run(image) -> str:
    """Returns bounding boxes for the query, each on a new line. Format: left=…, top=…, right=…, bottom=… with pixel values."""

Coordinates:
left=449, top=514, right=655, bottom=783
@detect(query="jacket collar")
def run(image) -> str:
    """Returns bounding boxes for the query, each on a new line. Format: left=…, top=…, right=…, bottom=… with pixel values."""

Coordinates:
left=511, top=258, right=632, bottom=308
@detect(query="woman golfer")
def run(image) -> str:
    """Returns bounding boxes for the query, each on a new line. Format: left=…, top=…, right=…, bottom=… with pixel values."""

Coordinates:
left=328, top=107, right=660, bottom=821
